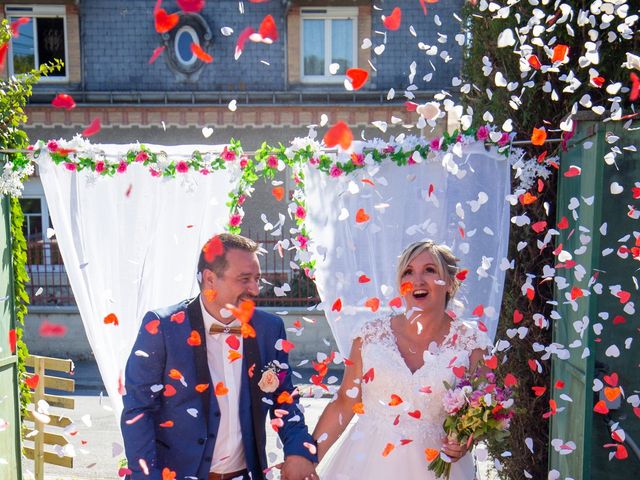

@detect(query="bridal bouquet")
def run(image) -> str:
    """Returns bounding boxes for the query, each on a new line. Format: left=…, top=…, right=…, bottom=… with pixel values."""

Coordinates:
left=427, top=370, right=515, bottom=479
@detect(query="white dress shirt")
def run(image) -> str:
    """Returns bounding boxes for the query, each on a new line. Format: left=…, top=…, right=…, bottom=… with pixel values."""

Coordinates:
left=200, top=299, right=247, bottom=473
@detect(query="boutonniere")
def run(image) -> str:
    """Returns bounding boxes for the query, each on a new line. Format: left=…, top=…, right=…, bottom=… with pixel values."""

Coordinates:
left=258, top=361, right=287, bottom=393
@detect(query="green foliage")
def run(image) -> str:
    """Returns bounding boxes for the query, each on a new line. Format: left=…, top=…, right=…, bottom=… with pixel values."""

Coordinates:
left=9, top=196, right=31, bottom=420
left=461, top=2, right=638, bottom=141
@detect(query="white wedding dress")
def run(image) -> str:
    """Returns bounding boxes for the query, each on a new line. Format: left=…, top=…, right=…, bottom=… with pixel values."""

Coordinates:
left=318, top=316, right=493, bottom=480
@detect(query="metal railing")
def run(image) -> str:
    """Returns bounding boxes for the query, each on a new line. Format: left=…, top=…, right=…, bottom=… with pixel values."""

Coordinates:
left=24, top=237, right=320, bottom=307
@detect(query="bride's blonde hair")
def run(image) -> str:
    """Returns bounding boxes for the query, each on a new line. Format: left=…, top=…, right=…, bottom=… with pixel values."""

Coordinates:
left=396, top=240, right=462, bottom=306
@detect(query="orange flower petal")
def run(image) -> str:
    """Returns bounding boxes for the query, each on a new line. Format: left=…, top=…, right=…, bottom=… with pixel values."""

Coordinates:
left=103, top=313, right=119, bottom=326
left=323, top=121, right=353, bottom=149
left=355, top=208, right=370, bottom=223
left=272, top=186, right=285, bottom=201
left=215, top=381, right=229, bottom=396
left=186, top=330, right=201, bottom=346
left=382, top=442, right=395, bottom=457
left=191, top=43, right=213, bottom=63
left=425, top=448, right=439, bottom=462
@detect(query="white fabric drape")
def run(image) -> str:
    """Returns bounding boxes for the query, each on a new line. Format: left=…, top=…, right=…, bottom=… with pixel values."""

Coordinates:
left=304, top=142, right=511, bottom=355
left=37, top=144, right=235, bottom=416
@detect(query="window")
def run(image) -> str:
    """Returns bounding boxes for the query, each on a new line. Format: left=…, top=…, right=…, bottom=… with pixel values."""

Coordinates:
left=19, top=197, right=62, bottom=267
left=174, top=25, right=199, bottom=67
left=6, top=5, right=67, bottom=81
left=300, top=7, right=357, bottom=82
left=161, top=13, right=212, bottom=82
left=20, top=197, right=45, bottom=242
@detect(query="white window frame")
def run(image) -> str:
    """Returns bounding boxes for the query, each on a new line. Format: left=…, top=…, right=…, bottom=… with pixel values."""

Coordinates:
left=5, top=4, right=69, bottom=83
left=300, top=6, right=358, bottom=84
left=174, top=25, right=200, bottom=67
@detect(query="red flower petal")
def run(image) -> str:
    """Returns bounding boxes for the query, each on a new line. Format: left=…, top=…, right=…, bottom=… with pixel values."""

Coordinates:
left=154, top=8, right=179, bottom=34
left=527, top=54, right=541, bottom=70
left=551, top=44, right=569, bottom=63
left=51, top=93, right=76, bottom=110
left=148, top=46, right=166, bottom=64
left=383, top=7, right=402, bottom=31
left=10, top=17, right=31, bottom=38
left=8, top=329, right=17, bottom=354
left=0, top=43, right=8, bottom=73
left=346, top=68, right=369, bottom=90
left=82, top=118, right=101, bottom=137
left=25, top=374, right=40, bottom=390
left=235, top=27, right=255, bottom=59
left=331, top=298, right=342, bottom=312
left=176, top=0, right=205, bottom=13
left=630, top=72, right=640, bottom=102
left=258, top=14, right=278, bottom=42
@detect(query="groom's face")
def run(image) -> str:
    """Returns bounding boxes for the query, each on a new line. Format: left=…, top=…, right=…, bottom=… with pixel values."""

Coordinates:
left=204, top=248, right=261, bottom=315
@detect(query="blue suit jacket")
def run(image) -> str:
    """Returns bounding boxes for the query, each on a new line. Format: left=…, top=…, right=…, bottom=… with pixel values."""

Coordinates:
left=121, top=296, right=317, bottom=480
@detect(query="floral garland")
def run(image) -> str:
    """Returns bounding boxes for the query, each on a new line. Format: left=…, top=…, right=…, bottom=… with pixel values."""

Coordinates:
left=0, top=126, right=555, bottom=276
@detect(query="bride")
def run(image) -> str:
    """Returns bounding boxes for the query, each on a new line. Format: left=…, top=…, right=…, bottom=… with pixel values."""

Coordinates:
left=312, top=240, right=492, bottom=479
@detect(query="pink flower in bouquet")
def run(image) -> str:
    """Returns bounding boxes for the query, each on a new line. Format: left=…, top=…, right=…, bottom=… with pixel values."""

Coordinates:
left=47, top=140, right=59, bottom=152
left=295, top=205, right=306, bottom=220
left=383, top=145, right=395, bottom=154
left=176, top=161, right=189, bottom=173
left=117, top=160, right=128, bottom=173
left=95, top=161, right=105, bottom=173
left=442, top=387, right=467, bottom=414
left=351, top=153, right=364, bottom=166
left=309, top=156, right=319, bottom=165
left=200, top=168, right=210, bottom=175
left=239, top=156, right=249, bottom=169
left=266, top=155, right=278, bottom=169
left=497, top=132, right=510, bottom=146
left=229, top=213, right=243, bottom=227
left=64, top=162, right=76, bottom=171
left=476, top=125, right=490, bottom=141
left=456, top=134, right=463, bottom=143
left=430, top=137, right=442, bottom=151
left=237, top=194, right=246, bottom=206
left=221, top=146, right=236, bottom=161
left=135, top=151, right=149, bottom=163
left=149, top=168, right=161, bottom=177
left=408, top=153, right=417, bottom=165
left=329, top=165, right=343, bottom=177
left=296, top=235, right=308, bottom=250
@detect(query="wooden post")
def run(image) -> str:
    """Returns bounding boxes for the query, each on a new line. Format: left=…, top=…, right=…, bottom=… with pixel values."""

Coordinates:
left=33, top=356, right=45, bottom=480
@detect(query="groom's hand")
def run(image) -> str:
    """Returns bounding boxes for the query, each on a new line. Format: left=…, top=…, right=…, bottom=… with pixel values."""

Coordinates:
left=280, top=454, right=318, bottom=480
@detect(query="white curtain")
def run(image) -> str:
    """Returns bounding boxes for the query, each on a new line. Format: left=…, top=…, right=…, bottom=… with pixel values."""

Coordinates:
left=37, top=143, right=236, bottom=416
left=304, top=141, right=512, bottom=355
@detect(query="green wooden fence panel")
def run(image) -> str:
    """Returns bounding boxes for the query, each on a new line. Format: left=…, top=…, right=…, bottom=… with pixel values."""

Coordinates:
left=0, top=196, right=22, bottom=480
left=551, top=118, right=640, bottom=479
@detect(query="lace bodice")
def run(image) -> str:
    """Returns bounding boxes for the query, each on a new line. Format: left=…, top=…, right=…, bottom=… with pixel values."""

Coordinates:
left=354, top=316, right=493, bottom=441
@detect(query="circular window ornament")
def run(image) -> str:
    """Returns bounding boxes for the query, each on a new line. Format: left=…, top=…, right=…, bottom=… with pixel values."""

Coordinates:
left=160, top=12, right=212, bottom=82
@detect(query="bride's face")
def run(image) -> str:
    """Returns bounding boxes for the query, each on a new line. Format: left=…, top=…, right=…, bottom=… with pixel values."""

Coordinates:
left=399, top=250, right=449, bottom=313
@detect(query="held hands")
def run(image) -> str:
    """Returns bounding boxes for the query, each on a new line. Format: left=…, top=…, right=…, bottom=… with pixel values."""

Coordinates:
left=278, top=454, right=318, bottom=480
left=441, top=436, right=469, bottom=463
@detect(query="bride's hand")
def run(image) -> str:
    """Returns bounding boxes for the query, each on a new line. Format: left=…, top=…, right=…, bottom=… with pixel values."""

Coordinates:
left=441, top=437, right=468, bottom=462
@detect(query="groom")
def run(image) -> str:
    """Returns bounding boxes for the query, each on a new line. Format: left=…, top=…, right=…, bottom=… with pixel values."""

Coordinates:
left=121, top=233, right=318, bottom=480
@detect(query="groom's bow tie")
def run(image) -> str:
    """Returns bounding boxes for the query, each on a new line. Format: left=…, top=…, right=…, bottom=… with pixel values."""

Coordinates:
left=209, top=324, right=241, bottom=335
